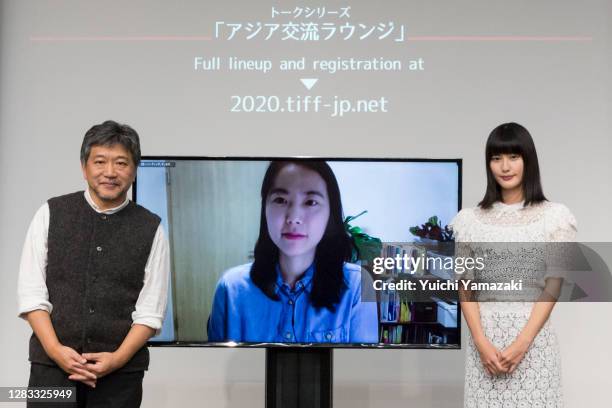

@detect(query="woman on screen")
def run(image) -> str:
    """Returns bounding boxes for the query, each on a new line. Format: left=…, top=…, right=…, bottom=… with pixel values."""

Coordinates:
left=451, top=123, right=576, bottom=407
left=207, top=160, right=378, bottom=343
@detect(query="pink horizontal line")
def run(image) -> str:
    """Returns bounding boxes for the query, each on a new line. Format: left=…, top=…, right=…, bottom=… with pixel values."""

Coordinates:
left=30, top=35, right=212, bottom=42
left=406, top=35, right=592, bottom=41
left=29, top=35, right=592, bottom=42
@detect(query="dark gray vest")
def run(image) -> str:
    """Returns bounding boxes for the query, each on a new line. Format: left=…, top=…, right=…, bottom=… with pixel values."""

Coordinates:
left=29, top=191, right=161, bottom=372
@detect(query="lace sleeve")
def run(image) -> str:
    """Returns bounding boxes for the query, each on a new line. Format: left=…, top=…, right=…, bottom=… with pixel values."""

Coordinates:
left=449, top=209, right=470, bottom=243
left=449, top=209, right=476, bottom=282
left=544, top=203, right=578, bottom=282
left=546, top=203, right=577, bottom=242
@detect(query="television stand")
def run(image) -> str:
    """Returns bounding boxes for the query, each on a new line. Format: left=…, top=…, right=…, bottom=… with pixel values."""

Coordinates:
left=265, top=348, right=333, bottom=408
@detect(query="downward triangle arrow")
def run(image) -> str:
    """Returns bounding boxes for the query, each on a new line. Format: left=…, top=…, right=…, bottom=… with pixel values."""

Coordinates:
left=300, top=78, right=318, bottom=90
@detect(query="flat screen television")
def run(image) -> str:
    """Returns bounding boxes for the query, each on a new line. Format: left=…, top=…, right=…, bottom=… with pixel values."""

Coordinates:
left=134, top=157, right=462, bottom=348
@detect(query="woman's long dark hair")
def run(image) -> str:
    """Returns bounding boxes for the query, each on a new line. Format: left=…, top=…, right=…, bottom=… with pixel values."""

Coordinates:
left=250, top=160, right=353, bottom=311
left=478, top=122, right=547, bottom=209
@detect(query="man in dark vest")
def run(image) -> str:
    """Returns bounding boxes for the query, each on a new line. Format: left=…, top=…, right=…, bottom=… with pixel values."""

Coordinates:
left=17, top=120, right=169, bottom=407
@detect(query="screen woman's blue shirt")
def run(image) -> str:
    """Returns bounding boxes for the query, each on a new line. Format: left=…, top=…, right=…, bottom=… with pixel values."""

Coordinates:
left=207, top=262, right=379, bottom=343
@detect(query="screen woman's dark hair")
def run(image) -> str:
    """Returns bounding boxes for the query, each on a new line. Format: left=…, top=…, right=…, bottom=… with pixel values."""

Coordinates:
left=478, top=122, right=547, bottom=209
left=80, top=120, right=141, bottom=166
left=250, top=160, right=353, bottom=311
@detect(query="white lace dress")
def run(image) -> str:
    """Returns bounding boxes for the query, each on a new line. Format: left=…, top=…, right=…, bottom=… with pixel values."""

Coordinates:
left=451, top=201, right=577, bottom=408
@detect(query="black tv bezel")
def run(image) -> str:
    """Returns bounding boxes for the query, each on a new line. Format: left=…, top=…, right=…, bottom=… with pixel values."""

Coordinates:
left=134, top=156, right=463, bottom=350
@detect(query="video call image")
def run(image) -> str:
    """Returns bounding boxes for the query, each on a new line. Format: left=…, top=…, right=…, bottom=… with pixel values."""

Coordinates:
left=135, top=158, right=460, bottom=346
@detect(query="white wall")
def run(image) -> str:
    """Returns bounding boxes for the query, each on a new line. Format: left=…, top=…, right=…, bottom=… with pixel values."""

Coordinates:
left=331, top=161, right=459, bottom=242
left=135, top=166, right=174, bottom=342
left=1, top=1, right=611, bottom=407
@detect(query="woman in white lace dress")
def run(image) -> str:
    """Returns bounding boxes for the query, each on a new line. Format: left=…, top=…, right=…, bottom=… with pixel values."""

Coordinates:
left=451, top=123, right=577, bottom=408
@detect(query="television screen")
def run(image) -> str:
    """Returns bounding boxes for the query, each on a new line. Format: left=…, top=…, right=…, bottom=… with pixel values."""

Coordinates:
left=134, top=157, right=461, bottom=348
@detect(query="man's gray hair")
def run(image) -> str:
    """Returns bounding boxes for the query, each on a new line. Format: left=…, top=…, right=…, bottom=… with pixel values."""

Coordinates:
left=80, top=120, right=141, bottom=166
